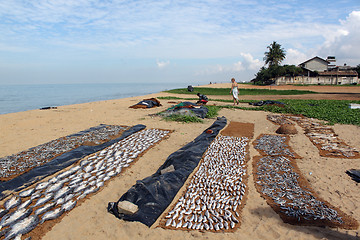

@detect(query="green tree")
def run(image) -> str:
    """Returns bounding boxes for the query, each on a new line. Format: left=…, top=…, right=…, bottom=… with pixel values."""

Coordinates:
left=263, top=41, right=286, bottom=67
left=355, top=64, right=360, bottom=76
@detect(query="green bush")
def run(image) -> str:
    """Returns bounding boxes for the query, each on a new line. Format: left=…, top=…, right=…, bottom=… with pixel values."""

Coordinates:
left=163, top=114, right=203, bottom=123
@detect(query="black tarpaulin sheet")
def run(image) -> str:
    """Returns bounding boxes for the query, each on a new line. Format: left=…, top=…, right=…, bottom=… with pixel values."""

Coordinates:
left=249, top=100, right=285, bottom=106
left=0, top=124, right=146, bottom=200
left=165, top=102, right=209, bottom=119
left=346, top=169, right=360, bottom=183
left=107, top=117, right=227, bottom=227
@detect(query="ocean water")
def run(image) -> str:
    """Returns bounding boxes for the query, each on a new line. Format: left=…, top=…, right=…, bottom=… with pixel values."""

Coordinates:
left=0, top=82, right=188, bottom=115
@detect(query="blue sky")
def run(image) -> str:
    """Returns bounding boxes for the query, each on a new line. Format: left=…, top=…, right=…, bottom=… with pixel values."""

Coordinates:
left=0, top=0, right=359, bottom=85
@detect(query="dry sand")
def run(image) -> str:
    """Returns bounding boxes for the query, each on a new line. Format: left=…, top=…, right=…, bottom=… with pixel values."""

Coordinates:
left=0, top=83, right=359, bottom=240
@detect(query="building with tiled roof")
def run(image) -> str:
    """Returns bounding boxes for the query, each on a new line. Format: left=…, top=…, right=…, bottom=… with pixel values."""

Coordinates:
left=275, top=56, right=359, bottom=85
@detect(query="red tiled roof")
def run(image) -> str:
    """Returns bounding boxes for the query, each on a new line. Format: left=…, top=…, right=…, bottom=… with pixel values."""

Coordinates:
left=318, top=70, right=358, bottom=76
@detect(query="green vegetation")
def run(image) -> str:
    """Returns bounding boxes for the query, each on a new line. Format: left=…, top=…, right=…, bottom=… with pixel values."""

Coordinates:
left=205, top=105, right=222, bottom=118
left=355, top=64, right=360, bottom=76
left=161, top=105, right=221, bottom=123
left=226, top=99, right=360, bottom=126
left=263, top=41, right=286, bottom=67
left=164, top=87, right=315, bottom=95
left=253, top=65, right=303, bottom=85
left=163, top=114, right=203, bottom=123
left=158, top=95, right=360, bottom=125
left=253, top=41, right=304, bottom=85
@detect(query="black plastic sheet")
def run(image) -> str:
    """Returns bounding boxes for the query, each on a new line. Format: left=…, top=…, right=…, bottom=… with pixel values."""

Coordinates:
left=346, top=169, right=360, bottom=183
left=165, top=102, right=209, bottom=119
left=136, top=100, right=161, bottom=108
left=107, top=117, right=227, bottom=227
left=0, top=124, right=146, bottom=200
left=249, top=100, right=285, bottom=106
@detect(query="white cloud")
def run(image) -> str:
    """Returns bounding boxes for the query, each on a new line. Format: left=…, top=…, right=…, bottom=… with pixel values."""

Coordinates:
left=195, top=53, right=262, bottom=76
left=156, top=60, right=170, bottom=69
left=0, top=1, right=359, bottom=84
left=284, top=49, right=309, bottom=66
left=238, top=53, right=262, bottom=70
left=317, top=11, right=360, bottom=65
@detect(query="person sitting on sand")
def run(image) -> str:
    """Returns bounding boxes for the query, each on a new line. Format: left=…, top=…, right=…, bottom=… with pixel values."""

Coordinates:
left=230, top=78, right=239, bottom=105
left=196, top=93, right=208, bottom=105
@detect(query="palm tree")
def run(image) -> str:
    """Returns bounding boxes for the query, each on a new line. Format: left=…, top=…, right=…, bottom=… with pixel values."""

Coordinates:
left=263, top=41, right=286, bottom=67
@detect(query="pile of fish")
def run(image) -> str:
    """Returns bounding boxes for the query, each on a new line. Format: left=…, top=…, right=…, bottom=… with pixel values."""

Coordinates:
left=162, top=135, right=249, bottom=232
left=0, top=128, right=171, bottom=240
left=253, top=134, right=355, bottom=228
left=267, top=114, right=360, bottom=158
left=0, top=125, right=130, bottom=181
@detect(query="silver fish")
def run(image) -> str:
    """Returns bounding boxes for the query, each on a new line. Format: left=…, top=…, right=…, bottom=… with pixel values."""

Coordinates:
left=46, top=182, right=64, bottom=193
left=56, top=170, right=73, bottom=180
left=69, top=177, right=82, bottom=187
left=62, top=200, right=77, bottom=212
left=30, top=191, right=42, bottom=201
left=0, top=208, right=32, bottom=229
left=0, top=209, right=9, bottom=219
left=41, top=208, right=64, bottom=223
left=77, top=186, right=98, bottom=200
left=64, top=194, right=74, bottom=203
left=4, top=196, right=21, bottom=210
left=73, top=183, right=89, bottom=194
left=56, top=198, right=65, bottom=206
left=34, top=193, right=53, bottom=207
left=53, top=186, right=71, bottom=200
left=17, top=199, right=32, bottom=209
left=4, top=215, right=39, bottom=240
left=34, top=202, right=56, bottom=216
left=18, top=188, right=35, bottom=198
left=35, top=181, right=50, bottom=191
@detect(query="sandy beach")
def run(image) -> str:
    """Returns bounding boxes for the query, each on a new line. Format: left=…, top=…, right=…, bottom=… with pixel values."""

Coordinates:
left=1, top=83, right=360, bottom=240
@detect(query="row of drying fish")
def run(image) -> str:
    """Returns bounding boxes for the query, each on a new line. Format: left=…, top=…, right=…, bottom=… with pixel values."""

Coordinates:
left=255, top=155, right=343, bottom=225
left=162, top=135, right=249, bottom=232
left=266, top=114, right=294, bottom=126
left=267, top=114, right=360, bottom=158
left=253, top=134, right=345, bottom=227
left=0, top=125, right=129, bottom=180
left=0, top=129, right=171, bottom=240
left=253, top=134, right=297, bottom=158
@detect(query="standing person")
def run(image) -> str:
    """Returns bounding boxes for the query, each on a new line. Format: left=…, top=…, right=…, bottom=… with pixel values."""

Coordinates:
left=230, top=78, right=239, bottom=105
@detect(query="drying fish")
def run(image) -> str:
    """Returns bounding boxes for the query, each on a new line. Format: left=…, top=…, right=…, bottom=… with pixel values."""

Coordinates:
left=35, top=181, right=50, bottom=191
left=45, top=182, right=64, bottom=193
left=0, top=209, right=9, bottom=219
left=30, top=191, right=42, bottom=201
left=4, top=196, right=21, bottom=210
left=18, top=199, right=32, bottom=209
left=4, top=215, right=39, bottom=240
left=0, top=125, right=128, bottom=180
left=18, top=188, right=35, bottom=198
left=162, top=135, right=249, bottom=231
left=73, top=183, right=89, bottom=194
left=41, top=208, right=64, bottom=223
left=34, top=202, right=56, bottom=216
left=56, top=198, right=65, bottom=206
left=53, top=186, right=71, bottom=200
left=0, top=207, right=32, bottom=229
left=34, top=193, right=53, bottom=207
left=62, top=200, right=77, bottom=212
left=0, top=128, right=171, bottom=238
